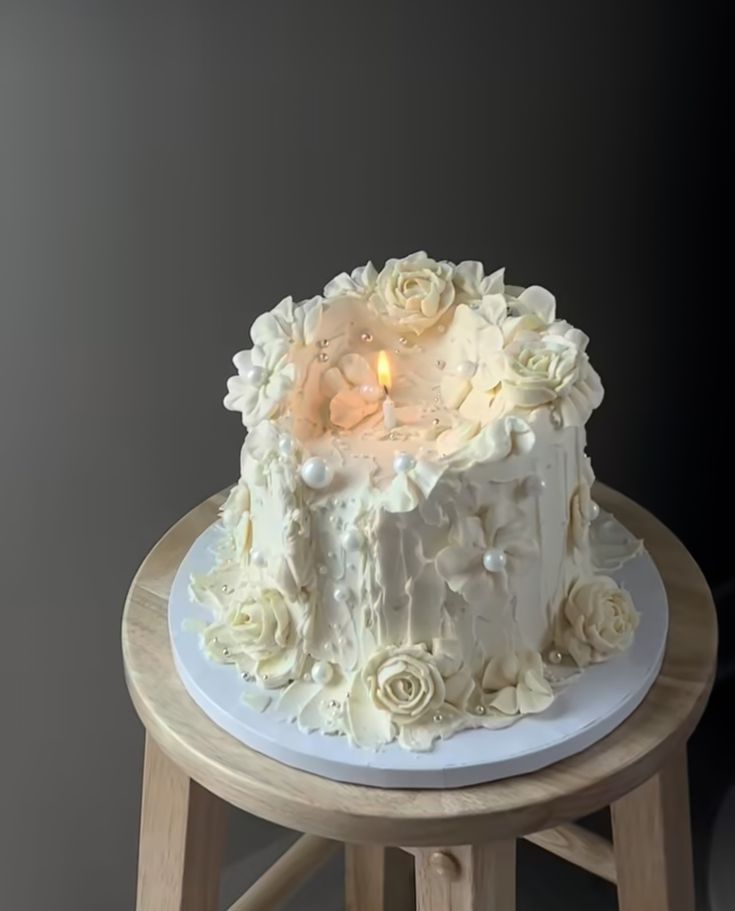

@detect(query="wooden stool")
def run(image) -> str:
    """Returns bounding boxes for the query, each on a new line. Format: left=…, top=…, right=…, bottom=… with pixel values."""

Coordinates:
left=123, top=485, right=716, bottom=911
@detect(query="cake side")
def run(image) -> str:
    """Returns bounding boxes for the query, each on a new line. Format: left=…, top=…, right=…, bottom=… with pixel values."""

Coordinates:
left=191, top=253, right=640, bottom=751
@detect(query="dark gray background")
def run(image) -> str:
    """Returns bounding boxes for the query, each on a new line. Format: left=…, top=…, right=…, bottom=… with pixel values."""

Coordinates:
left=1, top=2, right=730, bottom=909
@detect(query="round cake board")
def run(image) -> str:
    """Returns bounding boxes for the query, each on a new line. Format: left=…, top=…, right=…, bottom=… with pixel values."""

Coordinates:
left=169, top=514, right=668, bottom=789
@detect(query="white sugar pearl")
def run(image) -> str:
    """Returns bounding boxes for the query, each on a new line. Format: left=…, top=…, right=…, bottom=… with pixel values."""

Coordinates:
left=334, top=587, right=349, bottom=602
left=393, top=452, right=416, bottom=473
left=525, top=476, right=547, bottom=496
left=359, top=383, right=382, bottom=402
left=548, top=648, right=563, bottom=665
left=278, top=436, right=296, bottom=456
left=245, top=365, right=266, bottom=386
left=300, top=457, right=334, bottom=489
left=311, top=661, right=334, bottom=685
left=342, top=529, right=364, bottom=551
left=251, top=549, right=267, bottom=567
left=455, top=360, right=477, bottom=378
left=482, top=548, right=507, bottom=572
left=589, top=501, right=600, bottom=521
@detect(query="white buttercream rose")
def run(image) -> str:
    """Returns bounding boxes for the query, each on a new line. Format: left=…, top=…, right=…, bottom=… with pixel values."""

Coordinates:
left=558, top=576, right=639, bottom=667
left=206, top=587, right=305, bottom=687
left=364, top=644, right=445, bottom=724
left=495, top=328, right=603, bottom=426
left=370, top=251, right=455, bottom=334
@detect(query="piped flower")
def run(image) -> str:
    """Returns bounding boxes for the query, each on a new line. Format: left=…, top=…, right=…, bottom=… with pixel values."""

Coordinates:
left=440, top=305, right=504, bottom=418
left=323, top=261, right=378, bottom=298
left=369, top=251, right=456, bottom=335
left=481, top=650, right=554, bottom=715
left=224, top=346, right=297, bottom=428
left=320, top=353, right=383, bottom=430
left=251, top=295, right=324, bottom=349
left=435, top=501, right=536, bottom=605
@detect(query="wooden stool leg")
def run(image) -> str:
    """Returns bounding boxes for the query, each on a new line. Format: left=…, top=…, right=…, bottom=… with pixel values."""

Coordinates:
left=414, top=842, right=516, bottom=911
left=136, top=735, right=228, bottom=911
left=346, top=845, right=415, bottom=910
left=611, top=747, right=695, bottom=911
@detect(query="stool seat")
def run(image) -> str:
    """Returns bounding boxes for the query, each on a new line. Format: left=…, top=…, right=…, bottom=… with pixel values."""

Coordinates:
left=123, top=484, right=717, bottom=910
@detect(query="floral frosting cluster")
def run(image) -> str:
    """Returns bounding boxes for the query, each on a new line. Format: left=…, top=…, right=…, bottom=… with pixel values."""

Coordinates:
left=224, top=250, right=603, bottom=433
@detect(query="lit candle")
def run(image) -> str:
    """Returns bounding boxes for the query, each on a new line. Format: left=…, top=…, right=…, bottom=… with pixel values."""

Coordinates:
left=377, top=350, right=397, bottom=430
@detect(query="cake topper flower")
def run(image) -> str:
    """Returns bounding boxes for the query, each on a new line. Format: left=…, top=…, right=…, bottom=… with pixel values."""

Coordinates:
left=369, top=251, right=456, bottom=335
left=224, top=346, right=296, bottom=427
left=224, top=295, right=325, bottom=428
left=320, top=353, right=383, bottom=430
left=440, top=305, right=504, bottom=417
left=489, top=325, right=604, bottom=427
left=323, top=261, right=378, bottom=299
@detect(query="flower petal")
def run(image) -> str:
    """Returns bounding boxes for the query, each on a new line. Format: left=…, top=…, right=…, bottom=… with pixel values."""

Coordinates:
left=338, top=353, right=378, bottom=387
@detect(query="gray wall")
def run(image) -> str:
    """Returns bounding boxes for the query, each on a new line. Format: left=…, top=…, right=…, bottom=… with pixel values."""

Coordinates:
left=1, top=2, right=726, bottom=909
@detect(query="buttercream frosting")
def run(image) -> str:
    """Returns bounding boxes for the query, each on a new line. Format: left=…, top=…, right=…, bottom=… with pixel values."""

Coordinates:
left=190, top=252, right=641, bottom=751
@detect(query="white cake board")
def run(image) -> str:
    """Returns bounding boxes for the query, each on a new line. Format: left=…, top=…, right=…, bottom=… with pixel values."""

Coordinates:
left=169, top=514, right=668, bottom=789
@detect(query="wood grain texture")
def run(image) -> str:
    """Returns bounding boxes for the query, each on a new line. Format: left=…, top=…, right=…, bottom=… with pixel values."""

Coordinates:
left=122, top=484, right=717, bottom=846
left=228, top=834, right=339, bottom=911
left=415, top=842, right=516, bottom=911
left=524, top=823, right=616, bottom=883
left=345, top=845, right=415, bottom=910
left=612, top=747, right=695, bottom=911
left=136, top=735, right=227, bottom=911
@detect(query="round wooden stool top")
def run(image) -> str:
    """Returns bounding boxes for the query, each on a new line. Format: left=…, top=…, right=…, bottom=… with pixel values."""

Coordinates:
left=122, top=484, right=717, bottom=847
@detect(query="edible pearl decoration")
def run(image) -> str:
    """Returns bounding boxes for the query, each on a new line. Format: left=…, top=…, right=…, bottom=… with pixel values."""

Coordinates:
left=524, top=476, right=547, bottom=496
left=251, top=549, right=267, bottom=567
left=311, top=661, right=334, bottom=685
left=360, top=331, right=373, bottom=342
left=456, top=360, right=477, bottom=378
left=548, top=649, right=563, bottom=665
left=245, top=365, right=266, bottom=386
left=393, top=452, right=416, bottom=473
left=341, top=529, right=363, bottom=550
left=334, top=586, right=349, bottom=602
left=589, top=501, right=600, bottom=521
left=278, top=436, right=295, bottom=456
left=482, top=548, right=507, bottom=572
left=300, top=457, right=334, bottom=489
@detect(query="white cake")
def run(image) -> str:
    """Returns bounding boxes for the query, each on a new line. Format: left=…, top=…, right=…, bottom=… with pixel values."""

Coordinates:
left=191, top=252, right=641, bottom=751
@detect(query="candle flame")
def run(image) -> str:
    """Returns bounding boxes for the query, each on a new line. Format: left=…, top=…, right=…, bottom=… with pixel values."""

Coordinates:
left=377, top=350, right=392, bottom=393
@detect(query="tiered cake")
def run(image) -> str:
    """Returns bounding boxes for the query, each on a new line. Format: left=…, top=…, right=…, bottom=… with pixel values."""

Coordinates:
left=191, top=252, right=640, bottom=751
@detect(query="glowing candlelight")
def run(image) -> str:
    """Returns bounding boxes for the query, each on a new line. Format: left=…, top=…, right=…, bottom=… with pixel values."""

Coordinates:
left=378, top=350, right=397, bottom=430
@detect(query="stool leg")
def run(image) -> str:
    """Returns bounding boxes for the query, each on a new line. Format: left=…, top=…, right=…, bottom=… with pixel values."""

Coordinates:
left=414, top=842, right=516, bottom=911
left=136, top=735, right=228, bottom=911
left=346, top=845, right=415, bottom=910
left=611, top=747, right=695, bottom=911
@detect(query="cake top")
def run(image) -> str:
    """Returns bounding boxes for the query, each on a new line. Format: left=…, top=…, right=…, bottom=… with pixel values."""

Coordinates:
left=224, top=252, right=603, bottom=507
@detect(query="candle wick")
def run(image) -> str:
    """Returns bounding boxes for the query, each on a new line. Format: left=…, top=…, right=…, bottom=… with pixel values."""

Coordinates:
left=383, top=385, right=389, bottom=397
